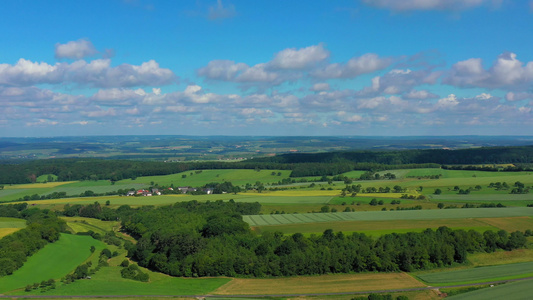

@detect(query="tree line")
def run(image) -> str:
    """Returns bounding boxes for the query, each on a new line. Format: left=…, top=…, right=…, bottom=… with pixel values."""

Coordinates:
left=108, top=201, right=528, bottom=277
left=2, top=145, right=532, bottom=184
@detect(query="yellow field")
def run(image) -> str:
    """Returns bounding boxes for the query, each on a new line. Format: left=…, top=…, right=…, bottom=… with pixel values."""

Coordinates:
left=5, top=181, right=76, bottom=189
left=213, top=273, right=425, bottom=295
left=255, top=190, right=340, bottom=197
left=10, top=195, right=120, bottom=205
left=0, top=228, right=22, bottom=238
left=477, top=217, right=533, bottom=232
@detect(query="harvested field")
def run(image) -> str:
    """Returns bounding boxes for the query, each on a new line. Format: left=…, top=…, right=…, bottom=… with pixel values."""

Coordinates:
left=476, top=217, right=533, bottom=232
left=213, top=273, right=424, bottom=295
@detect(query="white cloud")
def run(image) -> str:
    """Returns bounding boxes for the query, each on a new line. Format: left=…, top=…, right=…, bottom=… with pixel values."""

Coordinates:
left=83, top=107, right=117, bottom=117
left=55, top=39, right=98, bottom=59
left=0, top=58, right=176, bottom=87
left=208, top=0, right=236, bottom=20
left=361, top=0, right=498, bottom=12
left=506, top=92, right=533, bottom=101
left=444, top=52, right=533, bottom=89
left=436, top=94, right=459, bottom=108
left=270, top=44, right=329, bottom=70
left=312, top=53, right=392, bottom=79
left=197, top=60, right=248, bottom=81
left=404, top=89, right=439, bottom=99
left=310, top=82, right=330, bottom=92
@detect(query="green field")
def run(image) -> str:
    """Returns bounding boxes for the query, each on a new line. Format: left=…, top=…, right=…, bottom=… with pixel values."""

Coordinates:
left=117, top=169, right=292, bottom=187
left=11, top=266, right=231, bottom=296
left=63, top=217, right=119, bottom=235
left=0, top=217, right=26, bottom=228
left=417, top=261, right=533, bottom=285
left=243, top=207, right=533, bottom=226
left=0, top=233, right=106, bottom=293
left=447, top=279, right=533, bottom=300
left=252, top=218, right=499, bottom=236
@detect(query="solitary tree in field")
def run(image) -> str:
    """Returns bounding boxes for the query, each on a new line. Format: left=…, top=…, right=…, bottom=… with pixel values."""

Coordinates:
left=434, top=188, right=442, bottom=195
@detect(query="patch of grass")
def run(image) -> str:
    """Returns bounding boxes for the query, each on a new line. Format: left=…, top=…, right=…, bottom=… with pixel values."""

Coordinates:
left=0, top=233, right=106, bottom=293
left=212, top=273, right=424, bottom=295
left=417, top=261, right=533, bottom=285
left=476, top=217, right=533, bottom=232
left=63, top=217, right=119, bottom=235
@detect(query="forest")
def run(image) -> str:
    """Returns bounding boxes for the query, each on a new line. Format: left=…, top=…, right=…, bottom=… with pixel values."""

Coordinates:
left=20, top=200, right=525, bottom=278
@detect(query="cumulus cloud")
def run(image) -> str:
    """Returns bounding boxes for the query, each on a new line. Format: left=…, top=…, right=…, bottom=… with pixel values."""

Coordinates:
left=198, top=45, right=391, bottom=89
left=361, top=0, right=499, bottom=12
left=0, top=58, right=176, bottom=87
left=403, top=89, right=439, bottom=99
left=357, top=68, right=437, bottom=97
left=443, top=52, right=533, bottom=90
left=55, top=39, right=98, bottom=59
left=208, top=0, right=236, bottom=20
left=270, top=44, right=329, bottom=70
left=312, top=54, right=392, bottom=79
left=506, top=92, right=533, bottom=101
left=310, top=82, right=330, bottom=92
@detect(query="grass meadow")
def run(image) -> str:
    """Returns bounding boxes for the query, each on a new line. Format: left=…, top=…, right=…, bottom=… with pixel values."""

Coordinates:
left=0, top=233, right=106, bottom=293
left=12, top=266, right=231, bottom=296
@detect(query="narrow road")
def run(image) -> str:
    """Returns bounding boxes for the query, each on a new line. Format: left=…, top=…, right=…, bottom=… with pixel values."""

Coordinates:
left=2, top=276, right=533, bottom=298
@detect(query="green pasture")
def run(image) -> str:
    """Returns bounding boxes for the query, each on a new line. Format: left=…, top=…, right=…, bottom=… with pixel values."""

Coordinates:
left=0, top=233, right=106, bottom=293
left=117, top=169, right=292, bottom=187
left=340, top=170, right=367, bottom=178
left=0, top=217, right=26, bottom=228
left=36, top=174, right=58, bottom=183
left=243, top=207, right=533, bottom=226
left=447, top=279, right=533, bottom=300
left=417, top=261, right=533, bottom=285
left=253, top=218, right=499, bottom=236
left=431, top=194, right=533, bottom=202
left=11, top=265, right=231, bottom=296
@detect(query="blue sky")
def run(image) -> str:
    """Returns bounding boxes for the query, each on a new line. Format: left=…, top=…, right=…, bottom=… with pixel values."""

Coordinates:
left=1, top=0, right=532, bottom=137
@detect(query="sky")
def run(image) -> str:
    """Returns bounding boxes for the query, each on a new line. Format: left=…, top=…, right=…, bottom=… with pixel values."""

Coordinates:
left=1, top=0, right=532, bottom=137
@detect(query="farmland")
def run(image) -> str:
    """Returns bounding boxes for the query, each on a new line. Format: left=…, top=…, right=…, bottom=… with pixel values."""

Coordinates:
left=0, top=233, right=106, bottom=293
left=446, top=279, right=533, bottom=300
left=243, top=208, right=533, bottom=226
left=417, top=261, right=533, bottom=285
left=1, top=150, right=533, bottom=299
left=0, top=217, right=26, bottom=238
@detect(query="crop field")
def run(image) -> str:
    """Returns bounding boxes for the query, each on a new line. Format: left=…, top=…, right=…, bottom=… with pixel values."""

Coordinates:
left=11, top=265, right=231, bottom=296
left=0, top=217, right=26, bottom=238
left=446, top=279, right=533, bottom=300
left=212, top=273, right=425, bottom=295
left=252, top=218, right=499, bottom=236
left=243, top=207, right=533, bottom=226
left=117, top=169, right=292, bottom=187
left=417, top=261, right=533, bottom=285
left=475, top=217, right=533, bottom=232
left=431, top=194, right=533, bottom=202
left=468, top=249, right=533, bottom=267
left=0, top=233, right=106, bottom=293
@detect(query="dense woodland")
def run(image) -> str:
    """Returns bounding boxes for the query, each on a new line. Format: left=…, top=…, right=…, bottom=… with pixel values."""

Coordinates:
left=51, top=201, right=529, bottom=278
left=1, top=146, right=532, bottom=184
